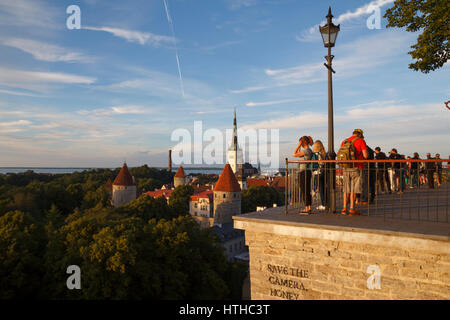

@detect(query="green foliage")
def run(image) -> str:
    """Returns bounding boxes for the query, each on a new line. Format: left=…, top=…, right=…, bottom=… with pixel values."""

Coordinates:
left=0, top=211, right=46, bottom=299
left=384, top=0, right=450, bottom=73
left=0, top=167, right=246, bottom=300
left=115, top=194, right=176, bottom=221
left=169, top=185, right=195, bottom=215
left=42, top=213, right=231, bottom=299
left=241, top=186, right=283, bottom=213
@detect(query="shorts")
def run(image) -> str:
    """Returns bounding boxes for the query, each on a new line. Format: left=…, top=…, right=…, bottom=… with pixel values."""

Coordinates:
left=343, top=168, right=361, bottom=194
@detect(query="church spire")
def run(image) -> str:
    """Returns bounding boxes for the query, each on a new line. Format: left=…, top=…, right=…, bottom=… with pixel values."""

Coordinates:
left=232, top=106, right=238, bottom=151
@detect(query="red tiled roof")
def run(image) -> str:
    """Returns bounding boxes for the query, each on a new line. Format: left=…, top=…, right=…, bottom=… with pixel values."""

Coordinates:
left=105, top=178, right=113, bottom=191
left=112, top=163, right=135, bottom=186
left=190, top=190, right=213, bottom=202
left=248, top=178, right=268, bottom=187
left=174, top=166, right=186, bottom=178
left=214, top=164, right=241, bottom=192
left=269, top=177, right=285, bottom=192
left=146, top=189, right=173, bottom=199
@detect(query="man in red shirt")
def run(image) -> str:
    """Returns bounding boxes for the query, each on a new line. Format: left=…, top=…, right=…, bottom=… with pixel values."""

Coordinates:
left=341, top=129, right=368, bottom=215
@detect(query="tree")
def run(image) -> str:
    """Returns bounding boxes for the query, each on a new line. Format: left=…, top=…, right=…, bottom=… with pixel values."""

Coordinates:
left=0, top=211, right=46, bottom=299
left=42, top=212, right=230, bottom=299
left=169, top=185, right=194, bottom=215
left=115, top=195, right=176, bottom=221
left=241, top=186, right=282, bottom=213
left=384, top=0, right=450, bottom=73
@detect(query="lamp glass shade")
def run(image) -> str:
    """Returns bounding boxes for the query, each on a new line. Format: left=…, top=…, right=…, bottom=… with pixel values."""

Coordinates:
left=319, top=23, right=340, bottom=47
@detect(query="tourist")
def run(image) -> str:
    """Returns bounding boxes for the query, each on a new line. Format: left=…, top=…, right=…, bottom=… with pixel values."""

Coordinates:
left=406, top=156, right=412, bottom=188
left=398, top=155, right=406, bottom=194
left=425, top=153, right=435, bottom=189
left=339, top=129, right=368, bottom=216
left=410, top=152, right=420, bottom=188
left=435, top=153, right=442, bottom=187
left=292, top=136, right=314, bottom=214
left=388, top=149, right=401, bottom=192
left=312, top=140, right=327, bottom=211
left=374, top=147, right=391, bottom=194
left=419, top=156, right=427, bottom=186
left=360, top=141, right=375, bottom=204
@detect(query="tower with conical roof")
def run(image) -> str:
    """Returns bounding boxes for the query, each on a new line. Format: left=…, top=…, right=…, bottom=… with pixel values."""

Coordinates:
left=112, top=163, right=136, bottom=207
left=213, top=163, right=241, bottom=225
left=174, top=165, right=187, bottom=188
left=227, top=107, right=243, bottom=174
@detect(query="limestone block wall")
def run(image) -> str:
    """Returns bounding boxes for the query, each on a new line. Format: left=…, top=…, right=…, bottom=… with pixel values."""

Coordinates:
left=235, top=220, right=450, bottom=300
left=112, top=185, right=137, bottom=207
left=213, top=191, right=241, bottom=225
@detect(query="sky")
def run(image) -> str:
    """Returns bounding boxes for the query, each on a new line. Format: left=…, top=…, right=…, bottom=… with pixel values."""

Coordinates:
left=0, top=0, right=448, bottom=168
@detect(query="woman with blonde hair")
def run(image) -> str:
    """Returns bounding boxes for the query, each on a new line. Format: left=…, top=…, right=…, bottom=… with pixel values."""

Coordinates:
left=293, top=136, right=314, bottom=214
left=312, top=140, right=327, bottom=211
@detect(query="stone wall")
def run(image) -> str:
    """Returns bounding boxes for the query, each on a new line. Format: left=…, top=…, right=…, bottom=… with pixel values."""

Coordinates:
left=213, top=191, right=241, bottom=225
left=235, top=219, right=450, bottom=300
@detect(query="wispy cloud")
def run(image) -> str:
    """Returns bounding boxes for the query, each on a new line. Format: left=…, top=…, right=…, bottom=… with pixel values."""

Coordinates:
left=83, top=26, right=176, bottom=46
left=1, top=38, right=94, bottom=63
left=0, top=88, right=44, bottom=97
left=232, top=30, right=414, bottom=94
left=246, top=98, right=305, bottom=107
left=0, top=119, right=31, bottom=133
left=296, top=0, right=395, bottom=42
left=0, top=0, right=57, bottom=28
left=77, top=105, right=153, bottom=117
left=0, top=67, right=96, bottom=92
left=228, top=0, right=258, bottom=10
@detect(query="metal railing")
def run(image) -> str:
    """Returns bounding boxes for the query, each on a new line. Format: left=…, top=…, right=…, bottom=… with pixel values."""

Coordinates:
left=284, top=159, right=449, bottom=223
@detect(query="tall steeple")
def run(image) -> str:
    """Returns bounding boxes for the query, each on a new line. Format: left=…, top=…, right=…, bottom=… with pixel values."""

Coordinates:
left=227, top=107, right=242, bottom=174
left=232, top=106, right=238, bottom=151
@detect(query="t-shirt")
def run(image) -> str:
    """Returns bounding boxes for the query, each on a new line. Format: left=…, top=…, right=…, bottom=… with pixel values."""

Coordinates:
left=297, top=147, right=312, bottom=172
left=389, top=153, right=402, bottom=169
left=375, top=151, right=388, bottom=169
left=341, top=136, right=367, bottom=169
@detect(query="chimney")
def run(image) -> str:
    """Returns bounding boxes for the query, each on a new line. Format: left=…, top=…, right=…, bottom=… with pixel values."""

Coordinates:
left=168, top=149, right=172, bottom=172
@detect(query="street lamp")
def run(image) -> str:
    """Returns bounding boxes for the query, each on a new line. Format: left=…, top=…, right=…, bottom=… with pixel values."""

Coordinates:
left=319, top=7, right=340, bottom=214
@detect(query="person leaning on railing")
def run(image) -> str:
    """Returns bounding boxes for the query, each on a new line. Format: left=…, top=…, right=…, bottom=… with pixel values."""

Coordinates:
left=425, top=153, right=435, bottom=189
left=411, top=152, right=420, bottom=188
left=312, top=140, right=327, bottom=211
left=374, top=147, right=391, bottom=194
left=292, top=136, right=314, bottom=215
left=435, top=153, right=442, bottom=187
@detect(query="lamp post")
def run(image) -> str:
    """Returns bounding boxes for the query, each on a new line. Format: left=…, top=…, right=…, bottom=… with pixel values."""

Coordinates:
left=319, top=7, right=340, bottom=213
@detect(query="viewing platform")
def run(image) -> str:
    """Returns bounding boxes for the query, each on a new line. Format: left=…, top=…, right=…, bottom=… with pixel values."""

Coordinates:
left=234, top=183, right=450, bottom=300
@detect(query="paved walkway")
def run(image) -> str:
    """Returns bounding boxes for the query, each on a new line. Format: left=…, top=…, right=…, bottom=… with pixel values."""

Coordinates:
left=240, top=182, right=449, bottom=239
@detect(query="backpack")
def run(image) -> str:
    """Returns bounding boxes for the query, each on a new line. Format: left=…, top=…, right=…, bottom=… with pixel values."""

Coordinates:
left=308, top=152, right=320, bottom=170
left=337, top=136, right=359, bottom=168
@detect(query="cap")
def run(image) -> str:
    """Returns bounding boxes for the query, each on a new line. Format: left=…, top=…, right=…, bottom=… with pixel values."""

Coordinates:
left=353, top=128, right=363, bottom=135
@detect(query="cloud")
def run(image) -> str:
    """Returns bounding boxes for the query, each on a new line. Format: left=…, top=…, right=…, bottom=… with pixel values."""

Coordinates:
left=242, top=112, right=327, bottom=130
left=0, top=119, right=31, bottom=133
left=0, top=88, right=43, bottom=97
left=296, top=0, right=395, bottom=42
left=0, top=67, right=96, bottom=92
left=83, top=26, right=176, bottom=46
left=1, top=38, right=94, bottom=63
left=77, top=105, right=153, bottom=117
left=228, top=0, right=258, bottom=10
left=246, top=98, right=305, bottom=107
left=0, top=0, right=57, bottom=28
left=232, top=30, right=414, bottom=94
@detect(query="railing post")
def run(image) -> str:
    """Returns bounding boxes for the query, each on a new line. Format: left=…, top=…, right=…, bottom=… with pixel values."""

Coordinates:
left=285, top=158, right=288, bottom=215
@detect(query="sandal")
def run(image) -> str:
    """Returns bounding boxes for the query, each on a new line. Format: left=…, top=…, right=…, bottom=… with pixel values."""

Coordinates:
left=340, top=208, right=347, bottom=215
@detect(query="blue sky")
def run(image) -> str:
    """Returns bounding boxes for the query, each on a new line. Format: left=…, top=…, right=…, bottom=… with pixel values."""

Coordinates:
left=0, top=0, right=448, bottom=167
